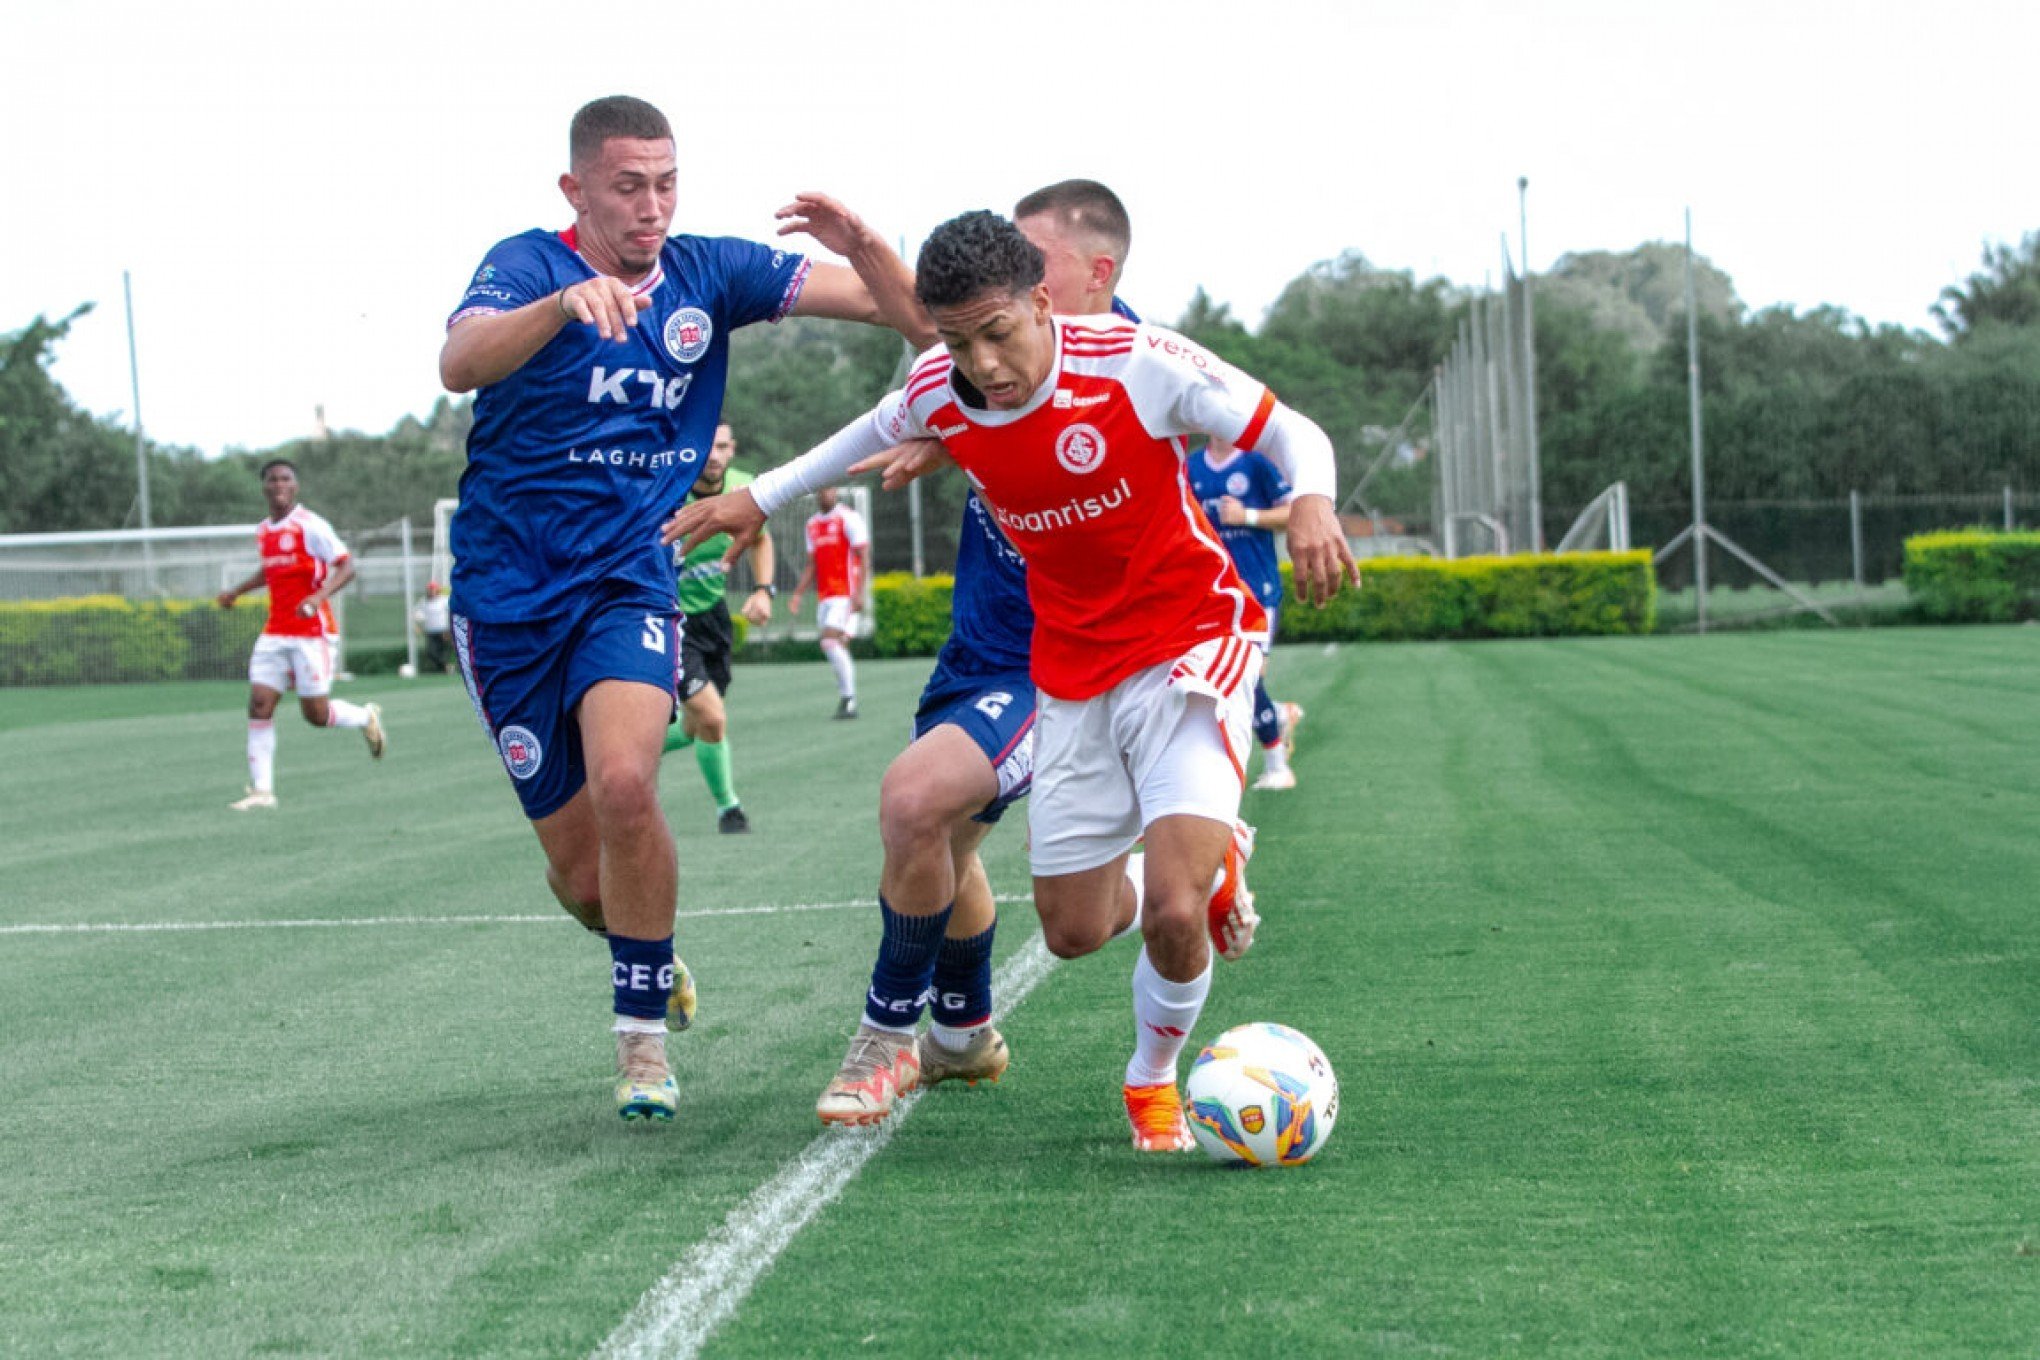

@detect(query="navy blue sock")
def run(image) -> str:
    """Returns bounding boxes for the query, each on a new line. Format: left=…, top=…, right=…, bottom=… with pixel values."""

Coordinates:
left=930, top=921, right=997, bottom=1030
left=609, top=933, right=674, bottom=1021
left=1251, top=678, right=1282, bottom=747
left=864, top=897, right=951, bottom=1031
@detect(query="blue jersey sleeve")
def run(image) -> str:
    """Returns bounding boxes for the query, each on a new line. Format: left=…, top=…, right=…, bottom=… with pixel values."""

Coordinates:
left=448, top=234, right=560, bottom=328
left=703, top=237, right=811, bottom=330
left=1253, top=454, right=1294, bottom=509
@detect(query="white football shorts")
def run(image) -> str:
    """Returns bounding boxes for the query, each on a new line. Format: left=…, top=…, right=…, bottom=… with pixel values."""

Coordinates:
left=816, top=595, right=861, bottom=637
left=1029, top=634, right=1262, bottom=877
left=248, top=632, right=338, bottom=698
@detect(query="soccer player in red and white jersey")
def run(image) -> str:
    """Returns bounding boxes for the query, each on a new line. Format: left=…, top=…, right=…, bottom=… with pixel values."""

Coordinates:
left=215, top=459, right=385, bottom=810
left=670, top=211, right=1356, bottom=1150
left=788, top=485, right=870, bottom=719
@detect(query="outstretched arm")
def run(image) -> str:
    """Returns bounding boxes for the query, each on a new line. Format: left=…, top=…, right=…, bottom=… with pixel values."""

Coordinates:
left=778, top=193, right=936, bottom=348
left=1249, top=404, right=1358, bottom=606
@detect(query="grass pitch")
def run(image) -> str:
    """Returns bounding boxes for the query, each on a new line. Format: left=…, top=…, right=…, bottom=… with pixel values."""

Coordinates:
left=2, top=627, right=2037, bottom=1357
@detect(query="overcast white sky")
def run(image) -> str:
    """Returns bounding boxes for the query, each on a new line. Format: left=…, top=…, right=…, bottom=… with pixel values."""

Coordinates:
left=3, top=0, right=2034, bottom=457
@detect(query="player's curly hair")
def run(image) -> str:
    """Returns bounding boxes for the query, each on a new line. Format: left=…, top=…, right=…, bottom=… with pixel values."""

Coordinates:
left=914, top=211, right=1045, bottom=312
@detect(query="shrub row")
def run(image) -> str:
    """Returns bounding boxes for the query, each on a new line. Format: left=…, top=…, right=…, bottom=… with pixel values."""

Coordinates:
left=0, top=597, right=264, bottom=686
left=867, top=572, right=957, bottom=657
left=1903, top=529, right=2040, bottom=622
left=856, top=552, right=1656, bottom=658
left=1276, top=550, right=1657, bottom=642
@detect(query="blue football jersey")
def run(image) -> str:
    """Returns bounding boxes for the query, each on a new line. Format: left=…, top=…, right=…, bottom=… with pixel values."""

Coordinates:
left=1187, top=444, right=1293, bottom=609
left=936, top=491, right=1033, bottom=678
left=447, top=229, right=809, bottom=621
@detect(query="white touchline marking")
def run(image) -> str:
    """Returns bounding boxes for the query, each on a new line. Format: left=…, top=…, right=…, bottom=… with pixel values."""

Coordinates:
left=0, top=895, right=1033, bottom=937
left=593, top=933, right=1060, bottom=1360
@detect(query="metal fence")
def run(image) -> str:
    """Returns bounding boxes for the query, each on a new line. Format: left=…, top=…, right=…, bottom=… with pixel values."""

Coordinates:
left=1434, top=256, right=1541, bottom=557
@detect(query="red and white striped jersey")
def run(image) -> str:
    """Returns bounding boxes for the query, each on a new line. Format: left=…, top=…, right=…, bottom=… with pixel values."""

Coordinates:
left=879, top=316, right=1272, bottom=701
left=255, top=506, right=348, bottom=638
left=804, top=504, right=868, bottom=600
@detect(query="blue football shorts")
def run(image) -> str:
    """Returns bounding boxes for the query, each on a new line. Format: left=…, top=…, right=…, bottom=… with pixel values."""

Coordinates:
left=453, top=595, right=682, bottom=820
left=912, top=666, right=1036, bottom=825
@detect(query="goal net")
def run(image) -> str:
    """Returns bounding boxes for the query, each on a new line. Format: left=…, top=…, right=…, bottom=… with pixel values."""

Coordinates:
left=1555, top=482, right=1633, bottom=554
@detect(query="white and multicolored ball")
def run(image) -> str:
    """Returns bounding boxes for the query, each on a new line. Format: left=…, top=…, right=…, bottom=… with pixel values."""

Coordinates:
left=1186, top=1022, right=1339, bottom=1167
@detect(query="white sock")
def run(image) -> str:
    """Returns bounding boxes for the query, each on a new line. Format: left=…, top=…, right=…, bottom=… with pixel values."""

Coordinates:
left=247, top=719, right=276, bottom=793
left=1126, top=947, right=1211, bottom=1087
left=820, top=637, right=856, bottom=699
left=862, top=1010, right=916, bottom=1037
left=1260, top=742, right=1290, bottom=775
left=1112, top=851, right=1146, bottom=942
left=325, top=699, right=371, bottom=729
left=928, top=1020, right=987, bottom=1052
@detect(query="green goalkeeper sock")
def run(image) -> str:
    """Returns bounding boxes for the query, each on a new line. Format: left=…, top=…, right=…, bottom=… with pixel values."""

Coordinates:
left=695, top=738, right=738, bottom=811
left=663, top=727, right=695, bottom=754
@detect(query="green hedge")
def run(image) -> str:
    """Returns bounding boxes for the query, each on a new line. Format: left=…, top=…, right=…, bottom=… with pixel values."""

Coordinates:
left=869, top=572, right=956, bottom=657
left=1903, top=529, right=2040, bottom=623
left=0, top=596, right=265, bottom=686
left=1277, top=550, right=1656, bottom=642
left=856, top=553, right=1655, bottom=658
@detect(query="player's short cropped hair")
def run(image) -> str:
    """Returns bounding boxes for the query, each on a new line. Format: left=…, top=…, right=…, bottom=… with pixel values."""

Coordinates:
left=570, top=96, right=673, bottom=168
left=258, top=458, right=297, bottom=478
left=914, top=212, right=1046, bottom=312
left=1013, top=179, right=1131, bottom=265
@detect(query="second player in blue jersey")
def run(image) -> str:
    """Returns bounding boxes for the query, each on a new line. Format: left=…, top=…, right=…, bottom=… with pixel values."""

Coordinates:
left=1187, top=436, right=1308, bottom=789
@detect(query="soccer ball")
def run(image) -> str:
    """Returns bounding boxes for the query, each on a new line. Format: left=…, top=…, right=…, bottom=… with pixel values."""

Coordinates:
left=397, top=662, right=417, bottom=678
left=1186, top=1022, right=1338, bottom=1167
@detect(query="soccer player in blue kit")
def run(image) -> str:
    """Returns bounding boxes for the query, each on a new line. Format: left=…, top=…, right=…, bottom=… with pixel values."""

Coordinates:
left=439, top=95, right=929, bottom=1122
left=1187, top=435, right=1308, bottom=789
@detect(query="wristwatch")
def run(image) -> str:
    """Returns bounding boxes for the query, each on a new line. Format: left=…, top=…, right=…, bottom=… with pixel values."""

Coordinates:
left=754, top=583, right=778, bottom=597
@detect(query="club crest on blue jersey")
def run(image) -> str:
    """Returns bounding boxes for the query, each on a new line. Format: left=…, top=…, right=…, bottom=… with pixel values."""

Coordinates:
left=499, top=725, right=544, bottom=780
left=664, top=308, right=713, bottom=364
left=1054, top=424, right=1107, bottom=475
left=1227, top=471, right=1251, bottom=497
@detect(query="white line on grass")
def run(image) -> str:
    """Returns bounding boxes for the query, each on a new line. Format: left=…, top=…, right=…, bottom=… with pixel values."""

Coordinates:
left=0, top=895, right=1034, bottom=937
left=593, top=933, right=1059, bottom=1360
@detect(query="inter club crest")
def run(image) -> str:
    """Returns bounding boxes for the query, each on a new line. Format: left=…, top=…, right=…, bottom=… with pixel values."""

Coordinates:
left=1054, top=423, right=1107, bottom=475
left=664, top=307, right=713, bottom=364
left=499, top=725, right=544, bottom=781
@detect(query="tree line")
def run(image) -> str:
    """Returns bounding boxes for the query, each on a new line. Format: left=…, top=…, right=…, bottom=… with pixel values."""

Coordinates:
left=4, top=232, right=2037, bottom=556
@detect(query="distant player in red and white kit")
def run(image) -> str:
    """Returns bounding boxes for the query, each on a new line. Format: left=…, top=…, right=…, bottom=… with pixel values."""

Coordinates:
left=215, top=459, right=386, bottom=810
left=788, top=485, right=870, bottom=719
left=674, top=211, right=1357, bottom=1151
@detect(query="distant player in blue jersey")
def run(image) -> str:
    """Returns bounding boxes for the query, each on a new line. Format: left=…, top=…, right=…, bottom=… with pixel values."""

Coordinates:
left=438, top=95, right=929, bottom=1123
left=1188, top=434, right=1307, bottom=789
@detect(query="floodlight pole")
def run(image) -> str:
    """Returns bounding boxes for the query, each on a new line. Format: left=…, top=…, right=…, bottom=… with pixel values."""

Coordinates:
left=1684, top=210, right=1709, bottom=631
left=124, top=270, right=156, bottom=594
left=1653, top=211, right=1838, bottom=630
left=1520, top=176, right=1543, bottom=551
